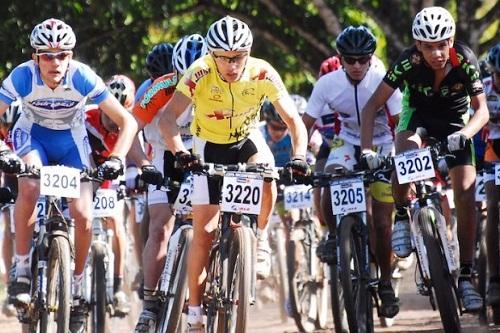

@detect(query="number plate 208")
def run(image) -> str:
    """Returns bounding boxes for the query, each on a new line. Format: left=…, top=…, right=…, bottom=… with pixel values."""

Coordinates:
left=221, top=172, right=263, bottom=215
left=394, top=148, right=435, bottom=184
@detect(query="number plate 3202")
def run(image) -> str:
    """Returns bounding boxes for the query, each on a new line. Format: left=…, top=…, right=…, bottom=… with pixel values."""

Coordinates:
left=330, top=177, right=366, bottom=216
left=394, top=148, right=435, bottom=184
left=221, top=171, right=263, bottom=215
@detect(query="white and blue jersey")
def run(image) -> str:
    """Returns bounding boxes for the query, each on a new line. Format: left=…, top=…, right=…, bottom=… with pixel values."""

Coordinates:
left=0, top=60, right=109, bottom=169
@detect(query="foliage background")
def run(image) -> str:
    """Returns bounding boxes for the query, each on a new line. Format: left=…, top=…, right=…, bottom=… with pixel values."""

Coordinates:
left=0, top=0, right=498, bottom=96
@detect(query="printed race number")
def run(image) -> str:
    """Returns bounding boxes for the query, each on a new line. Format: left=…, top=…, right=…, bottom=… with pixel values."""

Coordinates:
left=284, top=185, right=312, bottom=210
left=36, top=196, right=46, bottom=222
left=40, top=166, right=80, bottom=198
left=495, top=164, right=500, bottom=186
left=221, top=171, right=263, bottom=214
left=476, top=173, right=486, bottom=202
left=173, top=174, right=194, bottom=214
left=93, top=189, right=118, bottom=217
left=330, top=177, right=366, bottom=216
left=394, top=148, right=435, bottom=184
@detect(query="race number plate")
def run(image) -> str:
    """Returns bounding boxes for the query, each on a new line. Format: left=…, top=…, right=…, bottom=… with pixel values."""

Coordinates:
left=330, top=177, right=366, bottom=215
left=495, top=164, right=500, bottom=185
left=40, top=166, right=80, bottom=198
left=93, top=189, right=118, bottom=218
left=394, top=148, right=435, bottom=184
left=173, top=174, right=194, bottom=214
left=475, top=173, right=486, bottom=202
left=284, top=185, right=312, bottom=210
left=36, top=196, right=46, bottom=222
left=221, top=171, right=263, bottom=215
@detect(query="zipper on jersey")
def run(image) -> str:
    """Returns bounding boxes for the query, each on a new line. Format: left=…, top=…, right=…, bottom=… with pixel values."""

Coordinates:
left=354, top=84, right=361, bottom=126
left=229, top=82, right=235, bottom=128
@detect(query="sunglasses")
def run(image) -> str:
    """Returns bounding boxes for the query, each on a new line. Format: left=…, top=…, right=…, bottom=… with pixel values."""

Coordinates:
left=37, top=51, right=72, bottom=61
left=342, top=56, right=371, bottom=65
left=212, top=52, right=248, bottom=64
left=268, top=121, right=288, bottom=132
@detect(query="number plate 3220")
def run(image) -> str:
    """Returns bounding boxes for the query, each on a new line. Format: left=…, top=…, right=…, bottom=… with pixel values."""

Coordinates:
left=221, top=171, right=263, bottom=215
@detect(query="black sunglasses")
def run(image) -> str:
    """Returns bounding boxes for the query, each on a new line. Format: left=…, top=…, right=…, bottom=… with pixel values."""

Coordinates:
left=342, top=56, right=371, bottom=65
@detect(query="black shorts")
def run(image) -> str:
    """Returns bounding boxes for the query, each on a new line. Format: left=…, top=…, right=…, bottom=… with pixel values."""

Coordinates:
left=316, top=140, right=330, bottom=161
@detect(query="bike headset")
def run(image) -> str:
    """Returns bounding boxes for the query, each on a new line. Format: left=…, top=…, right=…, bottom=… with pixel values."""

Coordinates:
left=145, top=43, right=174, bottom=80
left=172, top=34, right=208, bottom=76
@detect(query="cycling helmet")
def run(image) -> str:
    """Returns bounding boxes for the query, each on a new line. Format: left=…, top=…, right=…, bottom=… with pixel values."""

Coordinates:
left=173, top=34, right=208, bottom=75
left=261, top=100, right=284, bottom=124
left=336, top=26, right=376, bottom=56
left=206, top=16, right=253, bottom=51
left=487, top=43, right=500, bottom=73
left=106, top=75, right=136, bottom=110
left=1, top=100, right=21, bottom=125
left=290, top=94, right=307, bottom=115
left=412, top=6, right=455, bottom=42
left=30, top=18, right=76, bottom=50
left=479, top=59, right=491, bottom=78
left=319, top=56, right=342, bottom=77
left=145, top=43, right=174, bottom=79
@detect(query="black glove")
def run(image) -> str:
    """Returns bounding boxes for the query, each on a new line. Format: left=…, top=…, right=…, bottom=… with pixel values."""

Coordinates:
left=175, top=151, right=201, bottom=171
left=285, top=155, right=310, bottom=176
left=140, top=165, right=164, bottom=185
left=0, top=150, right=22, bottom=174
left=98, top=156, right=124, bottom=180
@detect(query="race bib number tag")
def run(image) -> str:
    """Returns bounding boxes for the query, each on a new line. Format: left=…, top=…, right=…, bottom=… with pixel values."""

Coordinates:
left=394, top=148, right=435, bottom=184
left=93, top=189, right=118, bottom=218
left=330, top=177, right=366, bottom=215
left=173, top=174, right=194, bottom=214
left=221, top=172, right=263, bottom=214
left=495, top=164, right=500, bottom=186
left=40, top=166, right=80, bottom=198
left=36, top=196, right=46, bottom=222
left=476, top=173, right=486, bottom=202
left=284, top=185, right=312, bottom=210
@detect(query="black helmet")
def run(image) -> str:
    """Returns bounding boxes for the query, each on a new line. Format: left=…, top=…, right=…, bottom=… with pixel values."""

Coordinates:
left=145, top=43, right=174, bottom=79
left=336, top=26, right=377, bottom=56
left=487, top=43, right=500, bottom=73
left=261, top=100, right=284, bottom=124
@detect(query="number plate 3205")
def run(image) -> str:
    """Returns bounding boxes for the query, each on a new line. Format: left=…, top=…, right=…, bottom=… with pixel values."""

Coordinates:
left=330, top=177, right=366, bottom=216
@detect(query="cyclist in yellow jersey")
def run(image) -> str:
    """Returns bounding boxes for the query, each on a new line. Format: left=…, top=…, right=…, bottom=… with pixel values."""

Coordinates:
left=159, top=16, right=309, bottom=332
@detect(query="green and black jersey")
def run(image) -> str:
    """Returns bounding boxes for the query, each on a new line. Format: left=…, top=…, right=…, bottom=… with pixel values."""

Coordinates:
left=384, top=41, right=484, bottom=140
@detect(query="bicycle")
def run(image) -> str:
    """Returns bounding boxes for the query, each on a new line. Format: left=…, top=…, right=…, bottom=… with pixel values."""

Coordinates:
left=12, top=164, right=101, bottom=333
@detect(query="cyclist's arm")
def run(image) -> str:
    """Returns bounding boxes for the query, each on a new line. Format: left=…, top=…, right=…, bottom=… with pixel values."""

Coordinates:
left=273, top=96, right=308, bottom=157
left=0, top=100, right=11, bottom=151
left=302, top=113, right=317, bottom=138
left=360, top=81, right=396, bottom=151
left=158, top=90, right=192, bottom=154
left=126, top=134, right=150, bottom=167
left=98, top=95, right=138, bottom=158
left=459, top=92, right=489, bottom=139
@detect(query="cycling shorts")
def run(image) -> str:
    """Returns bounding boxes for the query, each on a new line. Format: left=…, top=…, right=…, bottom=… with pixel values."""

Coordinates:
left=316, top=140, right=330, bottom=161
left=325, top=138, right=394, bottom=203
left=12, top=118, right=91, bottom=169
left=191, top=130, right=274, bottom=205
left=147, top=145, right=169, bottom=206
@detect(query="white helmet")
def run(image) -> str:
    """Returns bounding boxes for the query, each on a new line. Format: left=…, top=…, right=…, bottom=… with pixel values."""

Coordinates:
left=106, top=75, right=136, bottom=110
left=173, top=34, right=208, bottom=75
left=206, top=16, right=253, bottom=51
left=290, top=94, right=307, bottom=115
left=1, top=100, right=21, bottom=125
left=30, top=18, right=76, bottom=50
left=412, top=7, right=455, bottom=42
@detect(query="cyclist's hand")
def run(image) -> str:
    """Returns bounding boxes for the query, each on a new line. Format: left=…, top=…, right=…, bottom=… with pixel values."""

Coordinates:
left=285, top=155, right=310, bottom=176
left=140, top=165, right=163, bottom=185
left=98, top=156, right=124, bottom=180
left=447, top=132, right=467, bottom=152
left=175, top=151, right=201, bottom=171
left=0, top=150, right=22, bottom=174
left=360, top=149, right=382, bottom=170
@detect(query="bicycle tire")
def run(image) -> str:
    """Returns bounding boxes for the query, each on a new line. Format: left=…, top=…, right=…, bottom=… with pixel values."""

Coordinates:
left=329, top=263, right=349, bottom=333
left=286, top=223, right=318, bottom=333
left=418, top=206, right=462, bottom=333
left=205, top=244, right=221, bottom=333
left=217, top=226, right=254, bottom=333
left=41, top=235, right=71, bottom=333
left=159, top=227, right=193, bottom=333
left=90, top=243, right=108, bottom=333
left=339, top=215, right=373, bottom=333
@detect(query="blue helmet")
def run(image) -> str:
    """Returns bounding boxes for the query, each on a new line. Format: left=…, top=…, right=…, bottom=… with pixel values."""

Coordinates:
left=487, top=43, right=500, bottom=73
left=145, top=43, right=174, bottom=79
left=173, top=34, right=208, bottom=75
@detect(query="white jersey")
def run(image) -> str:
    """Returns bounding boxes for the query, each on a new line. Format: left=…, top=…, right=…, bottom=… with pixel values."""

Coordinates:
left=0, top=60, right=108, bottom=130
left=306, top=63, right=402, bottom=146
left=143, top=106, right=193, bottom=151
left=484, top=77, right=500, bottom=140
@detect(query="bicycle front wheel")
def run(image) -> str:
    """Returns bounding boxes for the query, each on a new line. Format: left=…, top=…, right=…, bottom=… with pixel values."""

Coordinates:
left=217, top=226, right=254, bottom=333
left=419, top=206, right=461, bottom=333
left=90, top=243, right=107, bottom=333
left=339, top=215, right=373, bottom=333
left=41, top=235, right=71, bottom=333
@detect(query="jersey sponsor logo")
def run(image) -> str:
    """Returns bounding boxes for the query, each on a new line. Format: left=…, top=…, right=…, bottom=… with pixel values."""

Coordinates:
left=410, top=53, right=422, bottom=65
left=140, top=76, right=177, bottom=108
left=12, top=128, right=29, bottom=150
left=451, top=83, right=465, bottom=92
left=387, top=58, right=412, bottom=82
left=487, top=94, right=498, bottom=102
left=209, top=86, right=223, bottom=102
left=31, top=98, right=78, bottom=110
left=207, top=109, right=232, bottom=120
left=242, top=88, right=255, bottom=96
left=193, top=68, right=210, bottom=81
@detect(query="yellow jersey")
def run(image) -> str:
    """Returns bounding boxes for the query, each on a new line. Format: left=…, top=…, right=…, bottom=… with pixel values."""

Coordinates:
left=176, top=54, right=287, bottom=144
